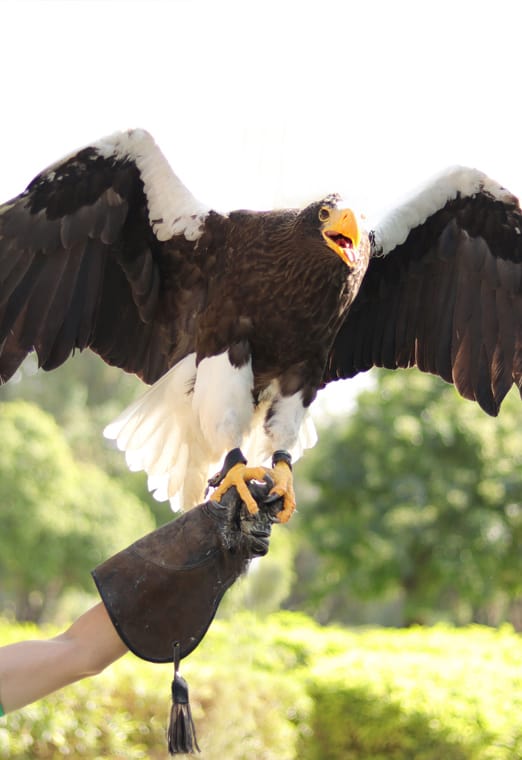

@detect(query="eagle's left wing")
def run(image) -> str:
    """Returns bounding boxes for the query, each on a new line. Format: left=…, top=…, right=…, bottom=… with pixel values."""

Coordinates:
left=325, top=168, right=522, bottom=415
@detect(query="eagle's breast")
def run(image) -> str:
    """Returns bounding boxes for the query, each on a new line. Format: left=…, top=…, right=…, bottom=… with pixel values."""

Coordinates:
left=190, top=209, right=370, bottom=401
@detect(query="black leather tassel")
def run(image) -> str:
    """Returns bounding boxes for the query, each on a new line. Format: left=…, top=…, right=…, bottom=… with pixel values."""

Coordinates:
left=168, top=642, right=200, bottom=755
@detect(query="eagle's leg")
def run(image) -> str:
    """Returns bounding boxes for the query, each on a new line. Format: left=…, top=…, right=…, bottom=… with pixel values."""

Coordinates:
left=209, top=448, right=271, bottom=516
left=266, top=450, right=295, bottom=524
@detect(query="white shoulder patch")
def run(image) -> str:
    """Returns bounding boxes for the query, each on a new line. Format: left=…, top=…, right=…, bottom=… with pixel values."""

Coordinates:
left=373, top=166, right=516, bottom=256
left=95, top=129, right=209, bottom=242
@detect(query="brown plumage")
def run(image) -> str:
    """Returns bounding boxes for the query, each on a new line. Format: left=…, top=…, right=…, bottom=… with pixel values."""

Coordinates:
left=192, top=206, right=370, bottom=405
left=1, top=129, right=522, bottom=518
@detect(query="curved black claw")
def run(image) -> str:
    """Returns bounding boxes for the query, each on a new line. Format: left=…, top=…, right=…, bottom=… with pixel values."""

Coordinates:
left=206, top=448, right=247, bottom=493
left=264, top=491, right=283, bottom=505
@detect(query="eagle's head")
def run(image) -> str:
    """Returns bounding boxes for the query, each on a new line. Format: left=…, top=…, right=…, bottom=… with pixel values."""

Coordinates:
left=300, top=195, right=362, bottom=268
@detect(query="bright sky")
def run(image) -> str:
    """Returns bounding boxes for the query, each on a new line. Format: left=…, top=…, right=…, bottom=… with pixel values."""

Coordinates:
left=2, top=0, right=522, bottom=416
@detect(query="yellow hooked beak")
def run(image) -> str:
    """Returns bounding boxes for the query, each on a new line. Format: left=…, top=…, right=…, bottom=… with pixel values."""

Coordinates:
left=321, top=207, right=361, bottom=268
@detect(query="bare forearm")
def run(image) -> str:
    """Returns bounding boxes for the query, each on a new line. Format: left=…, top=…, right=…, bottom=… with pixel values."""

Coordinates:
left=0, top=603, right=127, bottom=713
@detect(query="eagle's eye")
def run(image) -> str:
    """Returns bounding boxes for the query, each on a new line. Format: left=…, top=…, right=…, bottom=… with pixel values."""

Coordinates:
left=318, top=206, right=331, bottom=222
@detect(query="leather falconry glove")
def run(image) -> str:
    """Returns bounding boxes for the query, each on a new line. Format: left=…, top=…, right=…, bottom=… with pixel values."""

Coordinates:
left=92, top=478, right=281, bottom=755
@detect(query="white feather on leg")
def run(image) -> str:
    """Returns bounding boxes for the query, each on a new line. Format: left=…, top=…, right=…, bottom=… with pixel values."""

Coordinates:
left=244, top=382, right=318, bottom=465
left=104, top=353, right=319, bottom=512
left=104, top=351, right=257, bottom=510
left=192, top=351, right=255, bottom=452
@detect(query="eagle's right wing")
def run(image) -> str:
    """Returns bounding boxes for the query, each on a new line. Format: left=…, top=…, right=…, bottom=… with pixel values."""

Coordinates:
left=0, top=129, right=209, bottom=384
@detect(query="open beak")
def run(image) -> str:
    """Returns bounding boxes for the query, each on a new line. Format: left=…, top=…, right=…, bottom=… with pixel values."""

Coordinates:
left=321, top=208, right=361, bottom=267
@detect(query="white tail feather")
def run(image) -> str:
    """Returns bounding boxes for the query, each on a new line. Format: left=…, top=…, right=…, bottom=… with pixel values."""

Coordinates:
left=104, top=355, right=218, bottom=509
left=104, top=353, right=319, bottom=511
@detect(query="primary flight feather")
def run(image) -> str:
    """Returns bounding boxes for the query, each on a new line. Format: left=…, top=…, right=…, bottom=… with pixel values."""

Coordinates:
left=1, top=129, right=521, bottom=520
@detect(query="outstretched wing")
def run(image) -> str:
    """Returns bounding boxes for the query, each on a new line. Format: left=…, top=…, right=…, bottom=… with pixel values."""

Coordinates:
left=0, top=129, right=209, bottom=384
left=325, top=167, right=522, bottom=415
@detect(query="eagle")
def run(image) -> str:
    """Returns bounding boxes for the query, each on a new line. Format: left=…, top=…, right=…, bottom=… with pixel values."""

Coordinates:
left=1, top=129, right=521, bottom=522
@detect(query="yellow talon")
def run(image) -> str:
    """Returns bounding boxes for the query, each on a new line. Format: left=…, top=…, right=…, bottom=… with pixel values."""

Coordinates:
left=212, top=462, right=271, bottom=515
left=269, top=461, right=296, bottom=523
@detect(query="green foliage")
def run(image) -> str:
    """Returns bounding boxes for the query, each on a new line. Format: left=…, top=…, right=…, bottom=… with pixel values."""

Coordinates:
left=0, top=401, right=155, bottom=621
left=1, top=614, right=522, bottom=759
left=296, top=370, right=522, bottom=625
left=0, top=352, right=170, bottom=524
left=0, top=615, right=309, bottom=760
left=0, top=352, right=141, bottom=432
left=300, top=624, right=522, bottom=760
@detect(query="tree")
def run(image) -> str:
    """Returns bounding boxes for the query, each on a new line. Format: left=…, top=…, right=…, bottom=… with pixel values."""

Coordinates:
left=295, top=370, right=522, bottom=626
left=0, top=351, right=173, bottom=524
left=0, top=400, right=155, bottom=621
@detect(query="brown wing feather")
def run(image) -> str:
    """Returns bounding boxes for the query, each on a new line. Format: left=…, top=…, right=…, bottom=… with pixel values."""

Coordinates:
left=0, top=142, right=207, bottom=385
left=325, top=191, right=522, bottom=416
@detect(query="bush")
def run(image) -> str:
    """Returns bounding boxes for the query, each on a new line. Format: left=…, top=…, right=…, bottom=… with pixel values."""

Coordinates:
left=299, top=624, right=522, bottom=760
left=1, top=615, right=521, bottom=759
left=0, top=616, right=309, bottom=759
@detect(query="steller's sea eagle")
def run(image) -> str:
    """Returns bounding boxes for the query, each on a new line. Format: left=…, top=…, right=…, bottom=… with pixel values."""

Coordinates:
left=1, top=129, right=521, bottom=522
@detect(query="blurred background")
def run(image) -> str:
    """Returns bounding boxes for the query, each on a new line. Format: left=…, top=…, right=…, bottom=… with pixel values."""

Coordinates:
left=1, top=0, right=522, bottom=757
